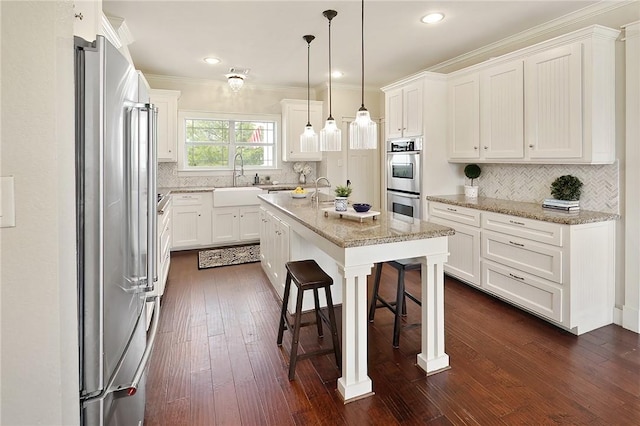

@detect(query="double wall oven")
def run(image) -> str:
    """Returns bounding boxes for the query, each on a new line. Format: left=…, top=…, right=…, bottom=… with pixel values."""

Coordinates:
left=386, top=137, right=422, bottom=219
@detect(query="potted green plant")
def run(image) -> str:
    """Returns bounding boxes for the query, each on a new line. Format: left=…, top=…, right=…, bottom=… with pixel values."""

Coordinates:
left=550, top=175, right=583, bottom=201
left=334, top=184, right=352, bottom=212
left=464, top=164, right=481, bottom=198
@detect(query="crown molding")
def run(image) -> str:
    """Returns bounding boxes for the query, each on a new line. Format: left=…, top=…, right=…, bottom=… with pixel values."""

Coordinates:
left=427, top=0, right=634, bottom=72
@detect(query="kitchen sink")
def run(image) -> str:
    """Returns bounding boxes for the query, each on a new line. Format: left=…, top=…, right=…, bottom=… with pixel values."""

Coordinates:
left=213, top=186, right=264, bottom=207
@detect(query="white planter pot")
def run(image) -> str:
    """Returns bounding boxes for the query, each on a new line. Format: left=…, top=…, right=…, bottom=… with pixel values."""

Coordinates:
left=335, top=197, right=348, bottom=211
left=464, top=185, right=478, bottom=198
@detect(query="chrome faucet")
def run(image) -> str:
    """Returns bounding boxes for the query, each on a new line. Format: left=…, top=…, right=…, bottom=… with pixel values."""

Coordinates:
left=232, top=151, right=244, bottom=187
left=312, top=176, right=331, bottom=204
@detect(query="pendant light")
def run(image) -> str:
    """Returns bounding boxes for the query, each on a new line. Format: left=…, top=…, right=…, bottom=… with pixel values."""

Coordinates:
left=320, top=9, right=342, bottom=152
left=349, top=0, right=377, bottom=149
left=300, top=35, right=319, bottom=152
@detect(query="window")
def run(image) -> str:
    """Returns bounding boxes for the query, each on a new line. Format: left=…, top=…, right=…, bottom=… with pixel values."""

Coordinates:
left=178, top=111, right=278, bottom=171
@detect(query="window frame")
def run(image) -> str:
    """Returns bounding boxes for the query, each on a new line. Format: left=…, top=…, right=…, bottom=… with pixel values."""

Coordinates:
left=177, top=110, right=281, bottom=175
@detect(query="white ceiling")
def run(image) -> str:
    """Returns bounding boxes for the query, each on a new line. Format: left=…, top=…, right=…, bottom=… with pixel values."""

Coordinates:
left=103, top=0, right=604, bottom=89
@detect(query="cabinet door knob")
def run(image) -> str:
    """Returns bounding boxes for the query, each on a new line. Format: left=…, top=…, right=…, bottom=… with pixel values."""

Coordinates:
left=474, top=146, right=478, bottom=150
left=529, top=144, right=534, bottom=148
left=484, top=146, right=488, bottom=150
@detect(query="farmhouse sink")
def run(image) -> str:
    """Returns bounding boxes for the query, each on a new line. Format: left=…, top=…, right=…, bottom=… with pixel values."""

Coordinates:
left=213, top=186, right=264, bottom=207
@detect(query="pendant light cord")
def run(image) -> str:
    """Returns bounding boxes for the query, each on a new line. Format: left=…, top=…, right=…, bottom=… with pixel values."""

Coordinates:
left=307, top=39, right=311, bottom=126
left=328, top=15, right=334, bottom=120
left=360, top=0, right=365, bottom=110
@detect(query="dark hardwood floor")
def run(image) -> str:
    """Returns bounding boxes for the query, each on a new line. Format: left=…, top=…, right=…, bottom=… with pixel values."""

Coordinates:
left=145, top=251, right=640, bottom=425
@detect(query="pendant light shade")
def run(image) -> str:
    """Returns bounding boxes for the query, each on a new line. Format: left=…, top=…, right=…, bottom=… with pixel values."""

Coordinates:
left=300, top=35, right=319, bottom=153
left=320, top=9, right=342, bottom=152
left=349, top=0, right=377, bottom=150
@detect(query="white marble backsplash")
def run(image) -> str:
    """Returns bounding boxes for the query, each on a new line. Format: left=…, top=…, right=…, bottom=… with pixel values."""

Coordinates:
left=157, top=161, right=317, bottom=189
left=474, top=162, right=619, bottom=214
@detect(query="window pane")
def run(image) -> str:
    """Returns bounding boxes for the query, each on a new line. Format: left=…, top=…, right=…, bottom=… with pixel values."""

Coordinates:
left=186, top=119, right=229, bottom=143
left=186, top=144, right=229, bottom=167
left=235, top=121, right=274, bottom=144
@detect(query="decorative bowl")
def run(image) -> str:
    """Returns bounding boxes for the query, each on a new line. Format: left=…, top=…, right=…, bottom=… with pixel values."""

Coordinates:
left=291, top=191, right=307, bottom=199
left=352, top=203, right=371, bottom=213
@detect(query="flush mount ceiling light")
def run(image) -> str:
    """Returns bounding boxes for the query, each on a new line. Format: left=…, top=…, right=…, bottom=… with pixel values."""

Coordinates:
left=225, top=67, right=249, bottom=93
left=349, top=0, right=377, bottom=150
left=203, top=57, right=220, bottom=65
left=300, top=35, right=319, bottom=153
left=332, top=70, right=344, bottom=78
left=320, top=9, right=342, bottom=152
left=421, top=12, right=444, bottom=24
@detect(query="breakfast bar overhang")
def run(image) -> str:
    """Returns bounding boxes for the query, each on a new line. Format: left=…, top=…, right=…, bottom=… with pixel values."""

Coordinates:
left=258, top=193, right=454, bottom=402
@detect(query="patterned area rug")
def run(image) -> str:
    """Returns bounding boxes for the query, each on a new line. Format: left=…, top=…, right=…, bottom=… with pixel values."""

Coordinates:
left=198, top=244, right=261, bottom=269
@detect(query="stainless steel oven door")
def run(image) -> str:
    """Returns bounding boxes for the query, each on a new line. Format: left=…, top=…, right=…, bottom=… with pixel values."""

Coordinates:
left=386, top=151, right=421, bottom=194
left=387, top=190, right=421, bottom=220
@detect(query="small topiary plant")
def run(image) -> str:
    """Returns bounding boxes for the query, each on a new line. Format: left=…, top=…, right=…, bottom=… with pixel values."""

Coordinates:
left=550, top=175, right=583, bottom=201
left=464, top=164, right=482, bottom=186
left=334, top=185, right=353, bottom=198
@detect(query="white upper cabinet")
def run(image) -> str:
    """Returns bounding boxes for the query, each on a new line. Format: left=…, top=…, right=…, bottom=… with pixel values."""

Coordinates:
left=447, top=73, right=480, bottom=159
left=524, top=43, right=582, bottom=160
left=447, top=25, right=619, bottom=164
left=150, top=89, right=181, bottom=162
left=385, top=80, right=423, bottom=139
left=480, top=60, right=524, bottom=159
left=281, top=99, right=323, bottom=162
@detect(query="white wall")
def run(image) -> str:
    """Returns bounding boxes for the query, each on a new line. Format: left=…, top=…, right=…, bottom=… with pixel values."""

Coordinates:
left=623, top=20, right=640, bottom=332
left=1, top=1, right=79, bottom=424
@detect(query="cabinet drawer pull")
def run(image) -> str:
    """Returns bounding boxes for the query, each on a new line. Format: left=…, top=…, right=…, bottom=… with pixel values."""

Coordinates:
left=509, top=220, right=525, bottom=226
left=446, top=207, right=457, bottom=212
left=509, top=273, right=525, bottom=281
left=509, top=240, right=524, bottom=247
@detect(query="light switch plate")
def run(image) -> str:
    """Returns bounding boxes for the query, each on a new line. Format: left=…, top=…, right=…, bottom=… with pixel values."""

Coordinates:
left=0, top=176, right=16, bottom=228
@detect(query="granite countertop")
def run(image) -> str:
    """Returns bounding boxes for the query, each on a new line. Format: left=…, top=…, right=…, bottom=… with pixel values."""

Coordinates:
left=426, top=195, right=619, bottom=225
left=259, top=193, right=454, bottom=249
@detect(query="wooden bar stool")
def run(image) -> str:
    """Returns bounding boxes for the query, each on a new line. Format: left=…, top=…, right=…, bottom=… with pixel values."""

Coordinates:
left=277, top=259, right=341, bottom=381
left=368, top=258, right=422, bottom=348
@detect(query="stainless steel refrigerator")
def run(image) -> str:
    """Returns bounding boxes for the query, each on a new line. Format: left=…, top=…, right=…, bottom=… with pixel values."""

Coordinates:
left=75, top=35, right=160, bottom=426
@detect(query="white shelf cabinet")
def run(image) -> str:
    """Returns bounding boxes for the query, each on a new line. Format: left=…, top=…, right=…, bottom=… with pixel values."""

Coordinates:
left=280, top=99, right=323, bottom=162
left=385, top=80, right=423, bottom=139
left=447, top=25, right=619, bottom=164
left=149, top=89, right=181, bottom=162
left=429, top=200, right=615, bottom=335
left=171, top=192, right=212, bottom=249
left=212, top=206, right=261, bottom=245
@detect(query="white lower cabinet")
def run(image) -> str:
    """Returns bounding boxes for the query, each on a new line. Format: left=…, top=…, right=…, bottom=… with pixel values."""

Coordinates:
left=212, top=206, right=261, bottom=245
left=259, top=207, right=290, bottom=298
left=148, top=196, right=173, bottom=328
left=171, top=192, right=213, bottom=249
left=429, top=201, right=615, bottom=334
left=157, top=197, right=172, bottom=294
left=482, top=260, right=563, bottom=322
left=429, top=203, right=481, bottom=287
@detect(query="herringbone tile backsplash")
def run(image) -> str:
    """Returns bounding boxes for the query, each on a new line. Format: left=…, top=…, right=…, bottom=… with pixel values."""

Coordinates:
left=476, top=162, right=619, bottom=213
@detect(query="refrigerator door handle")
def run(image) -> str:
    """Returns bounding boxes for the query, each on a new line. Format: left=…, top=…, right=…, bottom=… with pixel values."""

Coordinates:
left=125, top=103, right=157, bottom=293
left=115, top=295, right=161, bottom=398
left=146, top=103, right=158, bottom=291
left=82, top=295, right=161, bottom=403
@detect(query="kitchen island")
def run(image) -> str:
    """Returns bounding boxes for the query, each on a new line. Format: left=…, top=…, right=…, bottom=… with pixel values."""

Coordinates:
left=258, top=193, right=454, bottom=402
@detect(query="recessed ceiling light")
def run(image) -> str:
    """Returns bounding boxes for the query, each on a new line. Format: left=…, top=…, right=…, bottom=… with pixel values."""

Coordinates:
left=421, top=13, right=444, bottom=24
left=332, top=70, right=343, bottom=78
left=203, top=57, right=220, bottom=65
